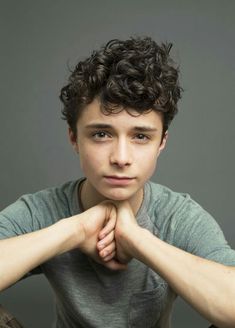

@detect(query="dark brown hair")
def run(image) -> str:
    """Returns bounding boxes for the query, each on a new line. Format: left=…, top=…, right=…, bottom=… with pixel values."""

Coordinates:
left=60, top=36, right=182, bottom=137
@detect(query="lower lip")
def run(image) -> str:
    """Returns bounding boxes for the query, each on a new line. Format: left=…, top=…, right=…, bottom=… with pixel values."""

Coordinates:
left=104, top=177, right=135, bottom=186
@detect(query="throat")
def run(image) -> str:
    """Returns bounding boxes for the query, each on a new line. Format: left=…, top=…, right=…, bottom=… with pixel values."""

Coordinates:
left=78, top=178, right=144, bottom=215
left=78, top=179, right=106, bottom=211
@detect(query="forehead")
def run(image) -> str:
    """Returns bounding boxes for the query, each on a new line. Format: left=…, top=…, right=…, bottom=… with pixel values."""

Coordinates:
left=77, top=99, right=163, bottom=130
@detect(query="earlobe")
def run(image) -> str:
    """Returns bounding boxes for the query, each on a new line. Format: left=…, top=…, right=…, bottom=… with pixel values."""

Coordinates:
left=68, top=128, right=79, bottom=153
left=158, top=131, right=168, bottom=155
left=73, top=143, right=79, bottom=154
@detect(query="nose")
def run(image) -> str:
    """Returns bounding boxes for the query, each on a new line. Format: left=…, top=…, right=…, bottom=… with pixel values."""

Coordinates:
left=110, top=137, right=132, bottom=168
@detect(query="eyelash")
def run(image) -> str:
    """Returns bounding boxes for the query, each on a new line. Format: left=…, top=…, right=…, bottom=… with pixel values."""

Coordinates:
left=91, top=131, right=150, bottom=143
left=92, top=131, right=111, bottom=140
left=135, top=134, right=150, bottom=142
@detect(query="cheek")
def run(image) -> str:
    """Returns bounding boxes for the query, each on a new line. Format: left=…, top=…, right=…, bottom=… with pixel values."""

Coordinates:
left=138, top=148, right=159, bottom=179
left=145, top=157, right=158, bottom=178
left=79, top=149, right=103, bottom=175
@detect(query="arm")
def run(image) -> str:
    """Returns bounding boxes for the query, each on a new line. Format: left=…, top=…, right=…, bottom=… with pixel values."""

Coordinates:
left=100, top=201, right=235, bottom=328
left=0, top=217, right=78, bottom=291
left=131, top=229, right=235, bottom=328
left=0, top=201, right=124, bottom=292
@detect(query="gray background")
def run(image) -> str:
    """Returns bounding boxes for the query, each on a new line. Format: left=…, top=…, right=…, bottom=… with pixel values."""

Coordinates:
left=0, top=0, right=234, bottom=327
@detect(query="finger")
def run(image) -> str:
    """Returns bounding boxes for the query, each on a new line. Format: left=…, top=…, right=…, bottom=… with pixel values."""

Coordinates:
left=98, top=242, right=116, bottom=258
left=99, top=205, right=116, bottom=239
left=103, top=259, right=128, bottom=271
left=102, top=250, right=116, bottom=262
left=97, top=231, right=115, bottom=250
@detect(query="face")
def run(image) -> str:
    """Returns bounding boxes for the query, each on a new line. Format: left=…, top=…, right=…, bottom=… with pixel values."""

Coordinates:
left=69, top=98, right=167, bottom=210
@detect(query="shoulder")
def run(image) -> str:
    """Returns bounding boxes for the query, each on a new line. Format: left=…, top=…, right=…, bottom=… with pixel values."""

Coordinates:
left=29, top=180, right=78, bottom=212
left=147, top=181, right=192, bottom=220
left=147, top=181, right=228, bottom=254
left=0, top=180, right=79, bottom=232
left=147, top=182, right=235, bottom=265
left=147, top=180, right=219, bottom=240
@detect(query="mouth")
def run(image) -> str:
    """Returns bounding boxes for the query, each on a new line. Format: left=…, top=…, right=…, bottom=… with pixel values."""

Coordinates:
left=104, top=175, right=135, bottom=186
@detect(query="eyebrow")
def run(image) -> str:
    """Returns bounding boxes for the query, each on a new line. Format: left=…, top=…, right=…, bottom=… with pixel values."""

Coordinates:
left=85, top=123, right=158, bottom=132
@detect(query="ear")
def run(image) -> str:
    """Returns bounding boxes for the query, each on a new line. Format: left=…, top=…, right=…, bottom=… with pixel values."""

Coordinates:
left=68, top=127, right=79, bottom=153
left=157, top=131, right=168, bottom=156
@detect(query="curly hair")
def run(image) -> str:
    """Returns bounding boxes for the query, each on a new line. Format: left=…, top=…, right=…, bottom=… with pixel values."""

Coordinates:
left=60, top=36, right=182, bottom=138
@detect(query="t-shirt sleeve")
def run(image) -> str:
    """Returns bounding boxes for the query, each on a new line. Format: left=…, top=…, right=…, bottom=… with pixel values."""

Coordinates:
left=0, top=195, right=44, bottom=277
left=155, top=190, right=235, bottom=267
left=172, top=196, right=235, bottom=266
left=0, top=195, right=44, bottom=237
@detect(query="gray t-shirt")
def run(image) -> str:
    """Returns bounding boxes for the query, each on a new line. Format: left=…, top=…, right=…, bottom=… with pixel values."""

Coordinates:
left=1, top=179, right=235, bottom=328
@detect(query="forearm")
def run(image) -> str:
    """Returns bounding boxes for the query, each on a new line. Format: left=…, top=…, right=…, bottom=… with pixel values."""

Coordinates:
left=129, top=228, right=235, bottom=328
left=0, top=216, right=83, bottom=291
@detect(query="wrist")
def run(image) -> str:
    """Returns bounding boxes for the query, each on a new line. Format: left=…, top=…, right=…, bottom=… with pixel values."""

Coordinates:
left=55, top=214, right=86, bottom=254
left=118, top=225, right=147, bottom=259
left=128, top=227, right=152, bottom=260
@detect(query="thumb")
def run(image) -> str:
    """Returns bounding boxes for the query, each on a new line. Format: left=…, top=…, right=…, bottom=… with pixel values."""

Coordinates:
left=103, top=259, right=128, bottom=271
left=99, top=203, right=117, bottom=240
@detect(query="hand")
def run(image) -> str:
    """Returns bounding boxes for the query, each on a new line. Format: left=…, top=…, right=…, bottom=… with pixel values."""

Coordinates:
left=99, top=200, right=140, bottom=264
left=77, top=201, right=127, bottom=270
left=115, top=200, right=138, bottom=264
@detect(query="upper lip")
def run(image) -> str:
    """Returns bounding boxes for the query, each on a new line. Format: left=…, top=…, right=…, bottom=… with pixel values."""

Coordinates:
left=104, top=175, right=134, bottom=179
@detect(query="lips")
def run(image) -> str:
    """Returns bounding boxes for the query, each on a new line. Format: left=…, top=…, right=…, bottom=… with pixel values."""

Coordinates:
left=105, top=175, right=133, bottom=179
left=104, top=175, right=135, bottom=186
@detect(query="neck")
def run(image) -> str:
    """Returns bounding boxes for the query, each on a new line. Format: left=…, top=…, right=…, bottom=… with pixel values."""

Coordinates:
left=79, top=179, right=144, bottom=216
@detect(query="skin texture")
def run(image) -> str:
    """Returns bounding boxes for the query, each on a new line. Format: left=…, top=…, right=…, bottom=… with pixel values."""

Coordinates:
left=0, top=200, right=126, bottom=291
left=68, top=97, right=167, bottom=265
left=69, top=98, right=167, bottom=214
left=102, top=201, right=235, bottom=328
left=1, top=99, right=234, bottom=327
left=68, top=99, right=235, bottom=327
left=73, top=201, right=127, bottom=270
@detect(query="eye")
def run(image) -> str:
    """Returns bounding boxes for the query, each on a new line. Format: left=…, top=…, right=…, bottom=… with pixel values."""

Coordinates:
left=134, top=133, right=150, bottom=143
left=92, top=131, right=111, bottom=140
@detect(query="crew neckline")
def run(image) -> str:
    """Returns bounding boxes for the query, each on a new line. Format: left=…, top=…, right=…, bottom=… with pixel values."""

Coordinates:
left=72, top=178, right=151, bottom=220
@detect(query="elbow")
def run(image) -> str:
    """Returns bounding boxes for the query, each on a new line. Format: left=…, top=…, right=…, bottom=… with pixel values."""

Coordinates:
left=214, top=306, right=235, bottom=328
left=226, top=311, right=235, bottom=328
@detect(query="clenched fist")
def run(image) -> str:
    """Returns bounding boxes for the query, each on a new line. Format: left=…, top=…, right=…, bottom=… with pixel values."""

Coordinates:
left=76, top=201, right=127, bottom=270
left=98, top=201, right=142, bottom=265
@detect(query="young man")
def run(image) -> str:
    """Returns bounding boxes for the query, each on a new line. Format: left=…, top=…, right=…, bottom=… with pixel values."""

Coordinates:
left=0, top=37, right=235, bottom=328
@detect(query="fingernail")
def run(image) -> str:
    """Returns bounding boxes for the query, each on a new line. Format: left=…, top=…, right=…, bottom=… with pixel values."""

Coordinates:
left=102, top=250, right=107, bottom=257
left=98, top=242, right=104, bottom=249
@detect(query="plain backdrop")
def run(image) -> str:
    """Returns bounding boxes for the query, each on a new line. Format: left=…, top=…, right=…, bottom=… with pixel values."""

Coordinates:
left=0, top=0, right=234, bottom=327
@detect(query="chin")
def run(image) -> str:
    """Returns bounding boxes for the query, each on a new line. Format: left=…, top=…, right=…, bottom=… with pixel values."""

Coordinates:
left=108, top=195, right=130, bottom=201
left=102, top=189, right=133, bottom=201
